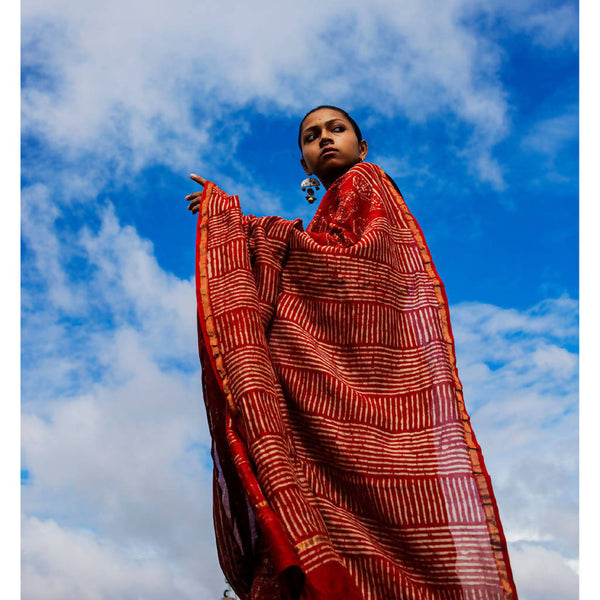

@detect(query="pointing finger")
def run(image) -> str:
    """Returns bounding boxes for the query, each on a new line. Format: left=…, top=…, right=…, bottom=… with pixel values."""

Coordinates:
left=190, top=173, right=207, bottom=186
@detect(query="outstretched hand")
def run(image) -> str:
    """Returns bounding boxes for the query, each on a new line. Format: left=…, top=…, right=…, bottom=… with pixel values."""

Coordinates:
left=186, top=174, right=207, bottom=215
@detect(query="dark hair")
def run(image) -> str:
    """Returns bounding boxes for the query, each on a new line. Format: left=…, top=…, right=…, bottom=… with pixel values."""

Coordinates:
left=298, top=105, right=363, bottom=149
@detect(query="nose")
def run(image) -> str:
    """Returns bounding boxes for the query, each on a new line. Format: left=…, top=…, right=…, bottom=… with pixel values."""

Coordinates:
left=319, top=131, right=333, bottom=147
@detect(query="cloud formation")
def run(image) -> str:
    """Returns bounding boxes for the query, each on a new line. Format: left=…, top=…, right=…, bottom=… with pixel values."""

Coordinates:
left=21, top=191, right=578, bottom=597
left=22, top=198, right=221, bottom=598
left=20, top=1, right=578, bottom=598
left=21, top=0, right=539, bottom=186
left=22, top=516, right=218, bottom=600
left=452, top=298, right=578, bottom=580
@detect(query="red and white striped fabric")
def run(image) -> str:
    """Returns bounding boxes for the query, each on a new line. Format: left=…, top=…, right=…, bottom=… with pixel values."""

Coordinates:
left=196, top=162, right=518, bottom=600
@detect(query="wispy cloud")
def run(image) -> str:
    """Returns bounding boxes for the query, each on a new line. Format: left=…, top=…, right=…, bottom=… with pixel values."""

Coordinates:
left=21, top=190, right=578, bottom=597
left=20, top=1, right=578, bottom=598
left=521, top=109, right=579, bottom=175
left=451, top=298, right=579, bottom=587
left=466, top=0, right=579, bottom=50
left=21, top=199, right=220, bottom=598
left=524, top=3, right=579, bottom=50
left=21, top=0, right=516, bottom=186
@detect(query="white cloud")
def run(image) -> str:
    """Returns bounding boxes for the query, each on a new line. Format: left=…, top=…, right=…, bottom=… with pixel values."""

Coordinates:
left=21, top=0, right=517, bottom=185
left=508, top=543, right=578, bottom=600
left=22, top=199, right=222, bottom=597
left=21, top=188, right=578, bottom=597
left=451, top=297, right=579, bottom=583
left=21, top=183, right=83, bottom=312
left=77, top=205, right=198, bottom=360
left=466, top=0, right=578, bottom=50
left=22, top=516, right=219, bottom=600
left=21, top=336, right=213, bottom=552
left=20, top=2, right=578, bottom=597
left=524, top=3, right=579, bottom=50
left=522, top=111, right=579, bottom=162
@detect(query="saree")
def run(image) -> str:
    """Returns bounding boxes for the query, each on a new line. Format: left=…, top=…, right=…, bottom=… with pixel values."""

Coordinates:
left=196, top=162, right=518, bottom=600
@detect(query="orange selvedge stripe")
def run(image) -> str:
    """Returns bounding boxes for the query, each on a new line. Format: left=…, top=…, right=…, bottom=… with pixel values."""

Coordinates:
left=195, top=183, right=302, bottom=579
left=196, top=181, right=238, bottom=416
left=378, top=165, right=518, bottom=600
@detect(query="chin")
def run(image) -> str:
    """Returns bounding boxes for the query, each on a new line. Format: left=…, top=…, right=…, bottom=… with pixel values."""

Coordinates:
left=320, top=158, right=355, bottom=173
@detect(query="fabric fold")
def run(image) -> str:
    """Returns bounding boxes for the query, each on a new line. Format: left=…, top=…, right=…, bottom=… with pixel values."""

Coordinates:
left=196, top=163, right=518, bottom=600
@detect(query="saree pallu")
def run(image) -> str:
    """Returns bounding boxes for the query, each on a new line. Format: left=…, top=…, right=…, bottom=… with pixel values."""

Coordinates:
left=196, top=162, right=518, bottom=600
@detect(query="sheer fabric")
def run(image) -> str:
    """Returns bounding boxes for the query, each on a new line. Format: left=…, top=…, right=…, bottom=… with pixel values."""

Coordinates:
left=196, top=163, right=517, bottom=600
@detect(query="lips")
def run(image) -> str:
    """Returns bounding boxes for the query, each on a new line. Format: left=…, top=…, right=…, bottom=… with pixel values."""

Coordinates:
left=320, top=147, right=338, bottom=158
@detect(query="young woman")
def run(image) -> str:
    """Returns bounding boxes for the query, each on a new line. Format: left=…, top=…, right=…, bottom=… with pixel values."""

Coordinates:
left=187, top=107, right=518, bottom=600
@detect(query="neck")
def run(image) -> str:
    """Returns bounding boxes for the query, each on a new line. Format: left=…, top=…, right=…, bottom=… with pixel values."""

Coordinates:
left=320, top=162, right=361, bottom=189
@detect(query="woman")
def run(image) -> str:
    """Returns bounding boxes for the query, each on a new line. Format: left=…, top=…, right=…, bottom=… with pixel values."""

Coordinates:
left=187, top=107, right=518, bottom=600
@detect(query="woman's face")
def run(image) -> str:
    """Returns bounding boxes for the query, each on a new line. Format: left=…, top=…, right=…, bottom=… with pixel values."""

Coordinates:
left=300, top=108, right=368, bottom=189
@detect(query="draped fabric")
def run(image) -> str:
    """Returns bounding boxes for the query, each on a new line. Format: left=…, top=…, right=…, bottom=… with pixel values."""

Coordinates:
left=196, top=163, right=518, bottom=600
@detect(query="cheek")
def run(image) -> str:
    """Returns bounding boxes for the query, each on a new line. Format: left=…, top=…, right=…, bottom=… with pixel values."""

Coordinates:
left=304, top=149, right=318, bottom=166
left=343, top=137, right=360, bottom=155
left=301, top=151, right=317, bottom=172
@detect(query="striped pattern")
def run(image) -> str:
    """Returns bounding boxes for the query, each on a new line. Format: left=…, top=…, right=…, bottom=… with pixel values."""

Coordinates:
left=196, top=163, right=517, bottom=600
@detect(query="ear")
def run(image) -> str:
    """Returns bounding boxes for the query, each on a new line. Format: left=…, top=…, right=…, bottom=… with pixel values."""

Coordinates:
left=359, top=140, right=368, bottom=161
left=300, top=157, right=312, bottom=176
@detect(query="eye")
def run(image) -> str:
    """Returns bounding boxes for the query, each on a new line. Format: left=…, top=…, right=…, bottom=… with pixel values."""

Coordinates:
left=332, top=125, right=345, bottom=133
left=304, top=132, right=317, bottom=143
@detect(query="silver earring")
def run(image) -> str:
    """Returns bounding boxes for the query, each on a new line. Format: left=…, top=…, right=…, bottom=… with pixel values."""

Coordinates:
left=301, top=177, right=321, bottom=204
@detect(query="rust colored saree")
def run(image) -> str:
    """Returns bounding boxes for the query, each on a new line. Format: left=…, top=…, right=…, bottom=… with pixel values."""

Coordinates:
left=196, top=163, right=517, bottom=600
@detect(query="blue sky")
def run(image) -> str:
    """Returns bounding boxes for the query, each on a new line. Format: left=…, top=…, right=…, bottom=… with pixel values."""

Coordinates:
left=17, top=1, right=581, bottom=599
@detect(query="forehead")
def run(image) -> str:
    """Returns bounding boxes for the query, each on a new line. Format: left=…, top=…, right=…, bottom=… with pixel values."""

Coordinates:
left=301, top=108, right=350, bottom=132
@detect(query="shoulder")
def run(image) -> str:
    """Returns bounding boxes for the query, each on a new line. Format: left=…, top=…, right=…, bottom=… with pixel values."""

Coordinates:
left=339, top=162, right=395, bottom=193
left=353, top=162, right=384, bottom=177
left=327, top=162, right=386, bottom=193
left=351, top=162, right=403, bottom=198
left=347, top=162, right=389, bottom=186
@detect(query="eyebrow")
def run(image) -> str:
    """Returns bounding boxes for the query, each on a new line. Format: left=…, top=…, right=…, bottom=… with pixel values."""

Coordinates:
left=302, top=118, right=346, bottom=135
